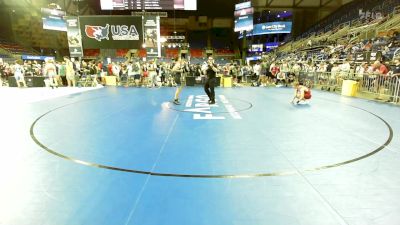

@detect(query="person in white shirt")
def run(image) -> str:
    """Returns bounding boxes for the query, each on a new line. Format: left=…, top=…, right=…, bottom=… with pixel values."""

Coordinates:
left=251, top=62, right=261, bottom=86
left=330, top=63, right=340, bottom=86
left=12, top=60, right=26, bottom=88
left=112, top=62, right=121, bottom=82
left=253, top=62, right=261, bottom=77
left=292, top=63, right=301, bottom=77
left=355, top=62, right=367, bottom=80
left=339, top=60, right=351, bottom=78
left=147, top=59, right=158, bottom=88
left=127, top=62, right=134, bottom=77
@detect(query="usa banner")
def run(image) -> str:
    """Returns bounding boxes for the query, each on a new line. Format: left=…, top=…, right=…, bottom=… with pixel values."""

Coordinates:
left=65, top=16, right=83, bottom=58
left=143, top=16, right=160, bottom=58
left=79, top=16, right=143, bottom=49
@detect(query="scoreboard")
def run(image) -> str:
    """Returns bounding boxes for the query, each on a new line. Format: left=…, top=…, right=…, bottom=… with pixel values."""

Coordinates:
left=100, top=0, right=197, bottom=10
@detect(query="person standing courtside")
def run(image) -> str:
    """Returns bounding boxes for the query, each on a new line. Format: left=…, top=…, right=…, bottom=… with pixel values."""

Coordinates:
left=203, top=56, right=218, bottom=104
left=64, top=57, right=76, bottom=87
left=172, top=57, right=184, bottom=105
left=12, top=60, right=27, bottom=88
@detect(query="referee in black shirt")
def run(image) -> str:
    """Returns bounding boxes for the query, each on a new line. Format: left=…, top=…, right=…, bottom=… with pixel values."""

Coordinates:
left=203, top=56, right=218, bottom=104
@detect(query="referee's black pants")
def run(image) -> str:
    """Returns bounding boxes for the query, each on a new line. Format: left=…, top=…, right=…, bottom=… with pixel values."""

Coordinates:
left=204, top=77, right=216, bottom=101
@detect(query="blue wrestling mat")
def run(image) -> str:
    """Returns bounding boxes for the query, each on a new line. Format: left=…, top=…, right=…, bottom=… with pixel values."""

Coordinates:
left=1, top=86, right=400, bottom=225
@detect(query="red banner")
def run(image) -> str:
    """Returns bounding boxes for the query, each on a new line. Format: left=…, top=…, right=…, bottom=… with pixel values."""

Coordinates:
left=190, top=49, right=204, bottom=58
left=83, top=49, right=100, bottom=57
left=138, top=49, right=147, bottom=58
left=116, top=49, right=129, bottom=57
left=165, top=49, right=179, bottom=58
left=215, top=49, right=235, bottom=56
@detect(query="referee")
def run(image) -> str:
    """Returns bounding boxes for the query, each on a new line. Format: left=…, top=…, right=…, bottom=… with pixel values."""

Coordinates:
left=203, top=56, right=218, bottom=104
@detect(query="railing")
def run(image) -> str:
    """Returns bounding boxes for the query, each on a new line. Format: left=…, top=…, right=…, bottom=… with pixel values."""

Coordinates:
left=297, top=71, right=400, bottom=104
left=359, top=73, right=400, bottom=103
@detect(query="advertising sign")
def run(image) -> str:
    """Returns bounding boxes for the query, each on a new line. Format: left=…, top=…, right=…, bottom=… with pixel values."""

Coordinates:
left=80, top=16, right=143, bottom=49
left=41, top=8, right=67, bottom=31
left=249, top=44, right=263, bottom=52
left=234, top=1, right=253, bottom=32
left=66, top=16, right=83, bottom=58
left=368, top=51, right=382, bottom=62
left=234, top=15, right=253, bottom=32
left=143, top=16, right=160, bottom=57
left=21, top=55, right=55, bottom=61
left=354, top=52, right=366, bottom=62
left=235, top=1, right=251, bottom=10
left=239, top=22, right=292, bottom=38
left=100, top=0, right=197, bottom=10
left=252, top=22, right=292, bottom=35
left=265, top=42, right=279, bottom=51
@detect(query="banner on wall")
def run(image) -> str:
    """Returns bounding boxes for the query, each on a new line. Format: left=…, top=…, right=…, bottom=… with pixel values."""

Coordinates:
left=239, top=22, right=292, bottom=38
left=253, top=22, right=292, bottom=35
left=21, top=55, right=55, bottom=61
left=143, top=16, right=160, bottom=58
left=65, top=16, right=84, bottom=58
left=79, top=16, right=143, bottom=49
left=354, top=51, right=382, bottom=62
left=368, top=51, right=382, bottom=62
left=354, top=52, right=366, bottom=62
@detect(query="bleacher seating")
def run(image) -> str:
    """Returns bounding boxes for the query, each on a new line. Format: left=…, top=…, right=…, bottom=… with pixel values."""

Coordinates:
left=0, top=39, right=39, bottom=56
left=277, top=0, right=400, bottom=63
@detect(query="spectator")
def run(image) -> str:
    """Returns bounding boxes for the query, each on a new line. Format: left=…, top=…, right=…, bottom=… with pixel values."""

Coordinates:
left=253, top=61, right=261, bottom=85
left=363, top=40, right=372, bottom=51
left=355, top=62, right=367, bottom=80
left=64, top=57, right=76, bottom=87
left=56, top=61, right=64, bottom=86
left=373, top=61, right=389, bottom=75
left=12, top=60, right=26, bottom=88
left=44, top=59, right=58, bottom=88
left=391, top=59, right=400, bottom=74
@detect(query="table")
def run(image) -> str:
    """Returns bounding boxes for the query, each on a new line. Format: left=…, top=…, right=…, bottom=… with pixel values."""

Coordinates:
left=8, top=76, right=45, bottom=87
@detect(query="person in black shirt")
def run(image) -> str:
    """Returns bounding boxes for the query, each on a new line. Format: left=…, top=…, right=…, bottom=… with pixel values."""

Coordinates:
left=392, top=59, right=400, bottom=74
left=172, top=57, right=184, bottom=105
left=203, top=56, right=218, bottom=104
left=387, top=59, right=400, bottom=103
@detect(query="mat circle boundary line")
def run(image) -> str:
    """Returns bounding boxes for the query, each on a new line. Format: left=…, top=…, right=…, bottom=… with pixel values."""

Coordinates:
left=30, top=97, right=393, bottom=179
